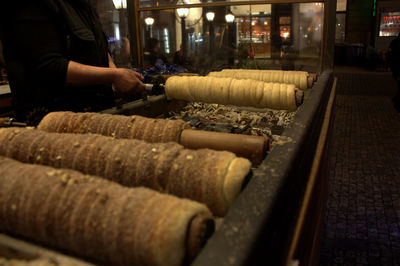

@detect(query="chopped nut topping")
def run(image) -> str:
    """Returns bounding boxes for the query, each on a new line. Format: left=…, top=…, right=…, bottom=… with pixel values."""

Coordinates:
left=114, top=157, right=121, bottom=162
left=56, top=155, right=62, bottom=160
left=11, top=204, right=17, bottom=211
left=151, top=148, right=157, bottom=152
left=167, top=102, right=297, bottom=147
left=186, top=155, right=193, bottom=160
left=100, top=195, right=108, bottom=204
left=73, top=142, right=80, bottom=147
left=67, top=178, right=76, bottom=186
left=36, top=155, right=42, bottom=162
left=39, top=147, right=44, bottom=152
left=47, top=170, right=56, bottom=177
left=61, top=174, right=69, bottom=184
left=173, top=163, right=179, bottom=170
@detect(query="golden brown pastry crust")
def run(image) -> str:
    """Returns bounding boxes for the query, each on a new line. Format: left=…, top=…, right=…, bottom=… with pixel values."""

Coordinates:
left=209, top=69, right=309, bottom=90
left=0, top=156, right=213, bottom=266
left=37, top=112, right=190, bottom=143
left=223, top=158, right=252, bottom=209
left=0, top=128, right=251, bottom=216
left=165, top=76, right=298, bottom=110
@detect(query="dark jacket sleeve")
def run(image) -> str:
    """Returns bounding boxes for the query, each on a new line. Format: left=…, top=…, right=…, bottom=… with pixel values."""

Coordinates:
left=13, top=3, right=69, bottom=86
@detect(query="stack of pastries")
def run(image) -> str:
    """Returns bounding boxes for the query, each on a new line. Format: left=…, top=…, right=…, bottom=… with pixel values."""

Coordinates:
left=208, top=69, right=309, bottom=90
left=0, top=127, right=251, bottom=216
left=165, top=75, right=298, bottom=111
left=0, top=106, right=256, bottom=264
left=0, top=156, right=213, bottom=266
left=37, top=111, right=190, bottom=143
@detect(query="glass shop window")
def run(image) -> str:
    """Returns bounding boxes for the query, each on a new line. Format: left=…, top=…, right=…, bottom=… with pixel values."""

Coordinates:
left=297, top=3, right=324, bottom=71
left=335, top=13, right=346, bottom=43
left=140, top=8, right=189, bottom=68
left=335, top=0, right=346, bottom=43
left=379, top=12, right=400, bottom=37
left=139, top=0, right=263, bottom=9
left=96, top=0, right=131, bottom=68
left=279, top=16, right=291, bottom=43
left=236, top=5, right=272, bottom=59
left=132, top=1, right=324, bottom=73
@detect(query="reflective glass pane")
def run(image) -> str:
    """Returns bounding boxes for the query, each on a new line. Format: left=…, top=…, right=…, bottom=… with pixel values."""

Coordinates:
left=97, top=0, right=131, bottom=68
left=140, top=0, right=267, bottom=9
left=379, top=12, right=400, bottom=37
left=296, top=3, right=324, bottom=71
left=138, top=2, right=324, bottom=73
left=335, top=13, right=346, bottom=43
left=141, top=9, right=175, bottom=64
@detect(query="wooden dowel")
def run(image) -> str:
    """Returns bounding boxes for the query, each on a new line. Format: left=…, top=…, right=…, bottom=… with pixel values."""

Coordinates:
left=179, top=129, right=268, bottom=165
left=307, top=76, right=314, bottom=89
left=310, top=73, right=317, bottom=82
left=295, top=89, right=304, bottom=107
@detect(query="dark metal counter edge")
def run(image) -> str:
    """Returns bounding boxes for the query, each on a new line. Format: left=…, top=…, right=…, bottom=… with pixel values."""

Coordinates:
left=192, top=70, right=334, bottom=266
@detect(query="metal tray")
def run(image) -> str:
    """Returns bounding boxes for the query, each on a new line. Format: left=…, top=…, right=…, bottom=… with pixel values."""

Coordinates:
left=102, top=71, right=335, bottom=265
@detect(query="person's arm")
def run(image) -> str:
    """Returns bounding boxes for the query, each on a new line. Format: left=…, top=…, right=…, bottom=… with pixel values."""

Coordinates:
left=66, top=61, right=144, bottom=94
left=13, top=4, right=143, bottom=95
left=108, top=53, right=116, bottom=68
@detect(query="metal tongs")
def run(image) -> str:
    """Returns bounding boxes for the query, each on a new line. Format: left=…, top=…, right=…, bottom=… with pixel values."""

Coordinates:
left=144, top=83, right=165, bottom=96
left=141, top=75, right=167, bottom=100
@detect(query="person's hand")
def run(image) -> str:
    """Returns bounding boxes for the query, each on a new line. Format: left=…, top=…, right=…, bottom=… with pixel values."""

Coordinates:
left=112, top=68, right=144, bottom=94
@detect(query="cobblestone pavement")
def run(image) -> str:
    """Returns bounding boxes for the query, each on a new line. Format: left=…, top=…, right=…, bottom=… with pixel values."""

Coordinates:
left=319, top=69, right=400, bottom=266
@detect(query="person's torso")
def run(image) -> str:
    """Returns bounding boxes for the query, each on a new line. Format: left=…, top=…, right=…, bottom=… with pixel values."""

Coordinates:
left=1, top=0, right=114, bottom=123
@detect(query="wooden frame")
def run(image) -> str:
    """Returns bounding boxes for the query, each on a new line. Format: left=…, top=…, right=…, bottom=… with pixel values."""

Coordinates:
left=322, top=0, right=336, bottom=71
left=286, top=77, right=337, bottom=266
left=137, top=0, right=325, bottom=12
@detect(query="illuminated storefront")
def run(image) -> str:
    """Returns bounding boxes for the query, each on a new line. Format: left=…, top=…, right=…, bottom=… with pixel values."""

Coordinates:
left=375, top=0, right=400, bottom=50
left=379, top=12, right=400, bottom=37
